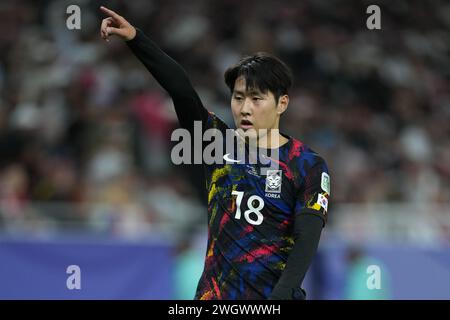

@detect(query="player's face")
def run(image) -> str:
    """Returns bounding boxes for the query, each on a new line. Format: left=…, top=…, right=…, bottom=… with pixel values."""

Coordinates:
left=231, top=76, right=288, bottom=142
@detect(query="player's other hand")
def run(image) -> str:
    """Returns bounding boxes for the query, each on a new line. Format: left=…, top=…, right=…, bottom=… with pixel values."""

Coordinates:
left=100, top=6, right=136, bottom=42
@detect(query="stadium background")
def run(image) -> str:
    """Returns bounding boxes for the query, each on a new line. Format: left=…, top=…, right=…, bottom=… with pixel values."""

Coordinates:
left=0, top=0, right=449, bottom=299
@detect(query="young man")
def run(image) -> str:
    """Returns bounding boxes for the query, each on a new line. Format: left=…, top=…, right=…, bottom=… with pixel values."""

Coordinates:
left=100, top=6, right=330, bottom=300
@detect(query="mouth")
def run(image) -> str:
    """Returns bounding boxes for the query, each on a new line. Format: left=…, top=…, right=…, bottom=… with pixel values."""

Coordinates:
left=240, top=119, right=253, bottom=130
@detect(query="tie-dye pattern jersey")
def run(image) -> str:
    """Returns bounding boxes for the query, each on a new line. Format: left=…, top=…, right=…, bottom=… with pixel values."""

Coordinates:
left=194, top=112, right=330, bottom=300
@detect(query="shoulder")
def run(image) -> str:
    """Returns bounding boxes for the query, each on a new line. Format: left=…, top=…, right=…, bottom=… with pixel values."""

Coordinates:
left=285, top=138, right=330, bottom=191
left=287, top=137, right=329, bottom=173
left=204, top=110, right=230, bottom=131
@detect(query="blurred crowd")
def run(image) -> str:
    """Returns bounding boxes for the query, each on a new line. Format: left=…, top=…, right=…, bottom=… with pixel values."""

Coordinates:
left=0, top=0, right=449, bottom=236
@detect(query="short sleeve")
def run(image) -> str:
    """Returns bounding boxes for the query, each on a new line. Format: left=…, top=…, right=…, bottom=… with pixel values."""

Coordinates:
left=295, top=156, right=331, bottom=226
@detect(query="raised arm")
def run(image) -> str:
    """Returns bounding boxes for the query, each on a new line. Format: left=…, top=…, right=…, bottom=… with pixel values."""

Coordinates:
left=100, top=6, right=209, bottom=129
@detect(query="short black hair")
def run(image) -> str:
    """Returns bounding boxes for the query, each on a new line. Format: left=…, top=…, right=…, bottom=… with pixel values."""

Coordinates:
left=224, top=52, right=293, bottom=102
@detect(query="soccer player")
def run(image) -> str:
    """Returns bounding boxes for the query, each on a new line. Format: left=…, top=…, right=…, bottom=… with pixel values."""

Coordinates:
left=100, top=6, right=331, bottom=300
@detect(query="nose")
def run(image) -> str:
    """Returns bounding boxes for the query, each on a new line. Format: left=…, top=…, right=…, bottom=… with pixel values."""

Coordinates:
left=240, top=97, right=252, bottom=116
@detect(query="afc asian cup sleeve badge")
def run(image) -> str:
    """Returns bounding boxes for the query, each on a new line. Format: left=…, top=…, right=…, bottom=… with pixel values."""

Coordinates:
left=321, top=172, right=330, bottom=195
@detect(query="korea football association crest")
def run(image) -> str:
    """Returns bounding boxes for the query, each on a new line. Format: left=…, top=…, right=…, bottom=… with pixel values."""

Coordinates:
left=265, top=170, right=282, bottom=193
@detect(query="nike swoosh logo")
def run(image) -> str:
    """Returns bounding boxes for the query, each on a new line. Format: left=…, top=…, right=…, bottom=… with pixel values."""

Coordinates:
left=223, top=153, right=242, bottom=163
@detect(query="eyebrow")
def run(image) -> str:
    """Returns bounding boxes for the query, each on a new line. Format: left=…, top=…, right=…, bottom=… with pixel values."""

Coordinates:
left=233, top=89, right=264, bottom=96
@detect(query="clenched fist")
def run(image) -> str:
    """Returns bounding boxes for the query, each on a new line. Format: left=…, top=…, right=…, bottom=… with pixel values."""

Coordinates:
left=100, top=6, right=136, bottom=41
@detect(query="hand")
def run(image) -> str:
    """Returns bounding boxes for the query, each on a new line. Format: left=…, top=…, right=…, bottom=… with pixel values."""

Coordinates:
left=100, top=6, right=136, bottom=42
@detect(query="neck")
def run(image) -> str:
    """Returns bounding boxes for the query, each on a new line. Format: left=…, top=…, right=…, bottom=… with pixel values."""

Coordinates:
left=257, top=130, right=289, bottom=149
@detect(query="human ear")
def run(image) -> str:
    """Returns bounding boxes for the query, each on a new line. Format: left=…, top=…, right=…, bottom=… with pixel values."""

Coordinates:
left=277, top=95, right=289, bottom=115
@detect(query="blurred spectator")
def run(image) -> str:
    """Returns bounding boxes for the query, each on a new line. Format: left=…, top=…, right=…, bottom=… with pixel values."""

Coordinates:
left=0, top=0, right=448, bottom=237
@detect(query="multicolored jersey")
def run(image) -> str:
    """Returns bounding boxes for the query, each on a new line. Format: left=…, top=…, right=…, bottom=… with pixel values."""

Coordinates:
left=195, top=112, right=330, bottom=300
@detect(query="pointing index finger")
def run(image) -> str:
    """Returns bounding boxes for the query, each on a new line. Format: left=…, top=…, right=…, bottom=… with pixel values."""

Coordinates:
left=100, top=6, right=121, bottom=20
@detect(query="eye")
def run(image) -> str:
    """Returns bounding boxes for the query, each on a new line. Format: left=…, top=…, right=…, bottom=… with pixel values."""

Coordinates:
left=234, top=95, right=243, bottom=101
left=253, top=97, right=261, bottom=101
